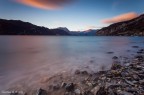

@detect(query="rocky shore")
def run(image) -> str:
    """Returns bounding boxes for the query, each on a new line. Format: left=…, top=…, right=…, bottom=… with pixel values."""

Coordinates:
left=10, top=49, right=144, bottom=95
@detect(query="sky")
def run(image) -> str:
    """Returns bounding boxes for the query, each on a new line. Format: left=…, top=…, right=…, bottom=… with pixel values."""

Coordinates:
left=0, top=0, right=144, bottom=31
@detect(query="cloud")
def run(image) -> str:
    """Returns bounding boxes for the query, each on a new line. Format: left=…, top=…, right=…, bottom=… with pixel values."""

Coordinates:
left=15, top=0, right=74, bottom=10
left=102, top=12, right=139, bottom=24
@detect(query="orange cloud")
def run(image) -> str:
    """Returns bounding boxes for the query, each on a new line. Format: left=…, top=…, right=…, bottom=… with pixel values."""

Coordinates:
left=15, top=0, right=74, bottom=10
left=102, top=12, right=139, bottom=24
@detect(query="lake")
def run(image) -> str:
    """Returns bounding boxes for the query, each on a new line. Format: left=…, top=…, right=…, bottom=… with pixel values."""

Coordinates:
left=0, top=36, right=144, bottom=91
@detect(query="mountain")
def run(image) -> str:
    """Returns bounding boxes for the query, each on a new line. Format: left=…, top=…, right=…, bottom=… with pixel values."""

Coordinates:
left=96, top=14, right=144, bottom=36
left=70, top=29, right=97, bottom=36
left=0, top=19, right=70, bottom=35
left=57, top=27, right=70, bottom=32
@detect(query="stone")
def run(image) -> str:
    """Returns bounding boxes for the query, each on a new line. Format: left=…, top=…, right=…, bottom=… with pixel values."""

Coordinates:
left=75, top=70, right=81, bottom=75
left=53, top=84, right=60, bottom=90
left=112, top=56, right=118, bottom=59
left=10, top=93, right=19, bottom=95
left=83, top=91, right=94, bottom=95
left=107, top=52, right=114, bottom=54
left=74, top=89, right=81, bottom=95
left=91, top=86, right=100, bottom=95
left=65, top=83, right=75, bottom=92
left=61, top=82, right=67, bottom=88
left=81, top=71, right=88, bottom=75
left=111, top=63, right=122, bottom=70
left=37, top=88, right=47, bottom=95
left=96, top=87, right=107, bottom=95
left=132, top=46, right=139, bottom=48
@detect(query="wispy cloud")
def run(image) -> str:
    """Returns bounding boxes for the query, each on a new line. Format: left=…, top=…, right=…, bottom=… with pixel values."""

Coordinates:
left=15, top=0, right=74, bottom=10
left=102, top=12, right=139, bottom=24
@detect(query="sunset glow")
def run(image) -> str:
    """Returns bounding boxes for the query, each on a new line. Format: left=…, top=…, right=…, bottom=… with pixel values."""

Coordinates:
left=102, top=12, right=139, bottom=24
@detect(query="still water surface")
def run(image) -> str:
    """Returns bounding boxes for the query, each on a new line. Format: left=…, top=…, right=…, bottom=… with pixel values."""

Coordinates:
left=0, top=36, right=144, bottom=90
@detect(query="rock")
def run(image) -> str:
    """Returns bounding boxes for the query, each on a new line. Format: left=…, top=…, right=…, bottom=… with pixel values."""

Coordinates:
left=107, top=52, right=114, bottom=54
left=64, top=92, right=75, bottom=95
left=91, top=86, right=100, bottom=95
left=96, top=87, right=107, bottom=95
left=132, top=46, right=139, bottom=48
left=90, top=60, right=94, bottom=63
left=139, top=80, right=144, bottom=85
left=37, top=88, right=47, bottom=95
left=10, top=93, right=19, bottom=95
left=53, top=84, right=60, bottom=90
left=65, top=83, right=75, bottom=92
left=75, top=70, right=81, bottom=75
left=111, top=63, right=122, bottom=70
left=140, top=49, right=144, bottom=52
left=135, top=55, right=143, bottom=61
left=124, top=80, right=134, bottom=86
left=83, top=91, right=94, bottom=95
left=112, top=56, right=118, bottom=59
left=126, top=88, right=138, bottom=94
left=118, top=91, right=133, bottom=95
left=98, top=71, right=107, bottom=75
left=61, top=82, right=67, bottom=88
left=74, top=89, right=81, bottom=95
left=81, top=71, right=88, bottom=75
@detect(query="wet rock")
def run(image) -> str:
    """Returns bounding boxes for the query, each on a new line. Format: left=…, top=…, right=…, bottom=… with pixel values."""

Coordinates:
left=98, top=71, right=107, bottom=75
left=53, top=84, right=60, bottom=90
left=10, top=92, right=19, bottom=95
left=81, top=71, right=88, bottom=75
left=112, top=56, right=118, bottom=59
left=132, top=46, right=139, bottom=48
left=61, top=82, right=67, bottom=88
left=140, top=49, right=144, bottom=52
left=74, top=89, right=81, bottom=95
left=107, top=52, right=114, bottom=54
left=65, top=83, right=75, bottom=92
left=96, top=87, right=107, bottom=95
left=111, top=63, right=122, bottom=70
left=83, top=91, right=94, bottom=95
left=108, top=88, right=116, bottom=95
left=139, top=80, right=144, bottom=85
left=124, top=80, right=134, bottom=86
left=64, top=92, right=75, bottom=95
left=90, top=60, right=94, bottom=63
left=126, top=88, right=138, bottom=94
left=37, top=88, right=47, bottom=95
left=91, top=86, right=100, bottom=95
left=118, top=91, right=133, bottom=95
left=75, top=70, right=81, bottom=75
left=135, top=55, right=143, bottom=61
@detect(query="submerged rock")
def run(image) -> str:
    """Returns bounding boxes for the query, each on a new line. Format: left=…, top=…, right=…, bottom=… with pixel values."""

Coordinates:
left=65, top=83, right=75, bottom=92
left=75, top=70, right=81, bottom=75
left=112, top=56, right=118, bottom=60
left=132, top=46, right=139, bottom=48
left=37, top=88, right=47, bottom=95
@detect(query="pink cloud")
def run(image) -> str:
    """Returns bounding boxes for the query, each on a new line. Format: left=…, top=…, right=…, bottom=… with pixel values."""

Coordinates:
left=102, top=12, right=139, bottom=24
left=15, top=0, right=74, bottom=10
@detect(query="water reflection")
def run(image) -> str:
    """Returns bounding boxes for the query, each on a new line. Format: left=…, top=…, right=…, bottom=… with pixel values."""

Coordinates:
left=0, top=36, right=144, bottom=90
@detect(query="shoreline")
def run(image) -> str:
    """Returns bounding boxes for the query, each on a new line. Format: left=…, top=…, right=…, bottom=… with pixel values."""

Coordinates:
left=3, top=48, right=144, bottom=95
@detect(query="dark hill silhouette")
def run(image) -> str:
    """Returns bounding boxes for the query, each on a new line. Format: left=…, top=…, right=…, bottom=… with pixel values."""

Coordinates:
left=96, top=14, right=144, bottom=36
left=0, top=19, right=69, bottom=35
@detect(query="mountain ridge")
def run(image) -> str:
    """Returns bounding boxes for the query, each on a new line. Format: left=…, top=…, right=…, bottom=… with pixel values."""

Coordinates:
left=0, top=18, right=69, bottom=35
left=96, top=14, right=144, bottom=36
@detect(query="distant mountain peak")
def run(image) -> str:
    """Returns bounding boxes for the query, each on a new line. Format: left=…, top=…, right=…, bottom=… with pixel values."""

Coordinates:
left=56, top=27, right=70, bottom=32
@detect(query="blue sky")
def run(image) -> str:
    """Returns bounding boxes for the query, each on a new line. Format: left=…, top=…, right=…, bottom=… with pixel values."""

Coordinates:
left=0, top=0, right=144, bottom=31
